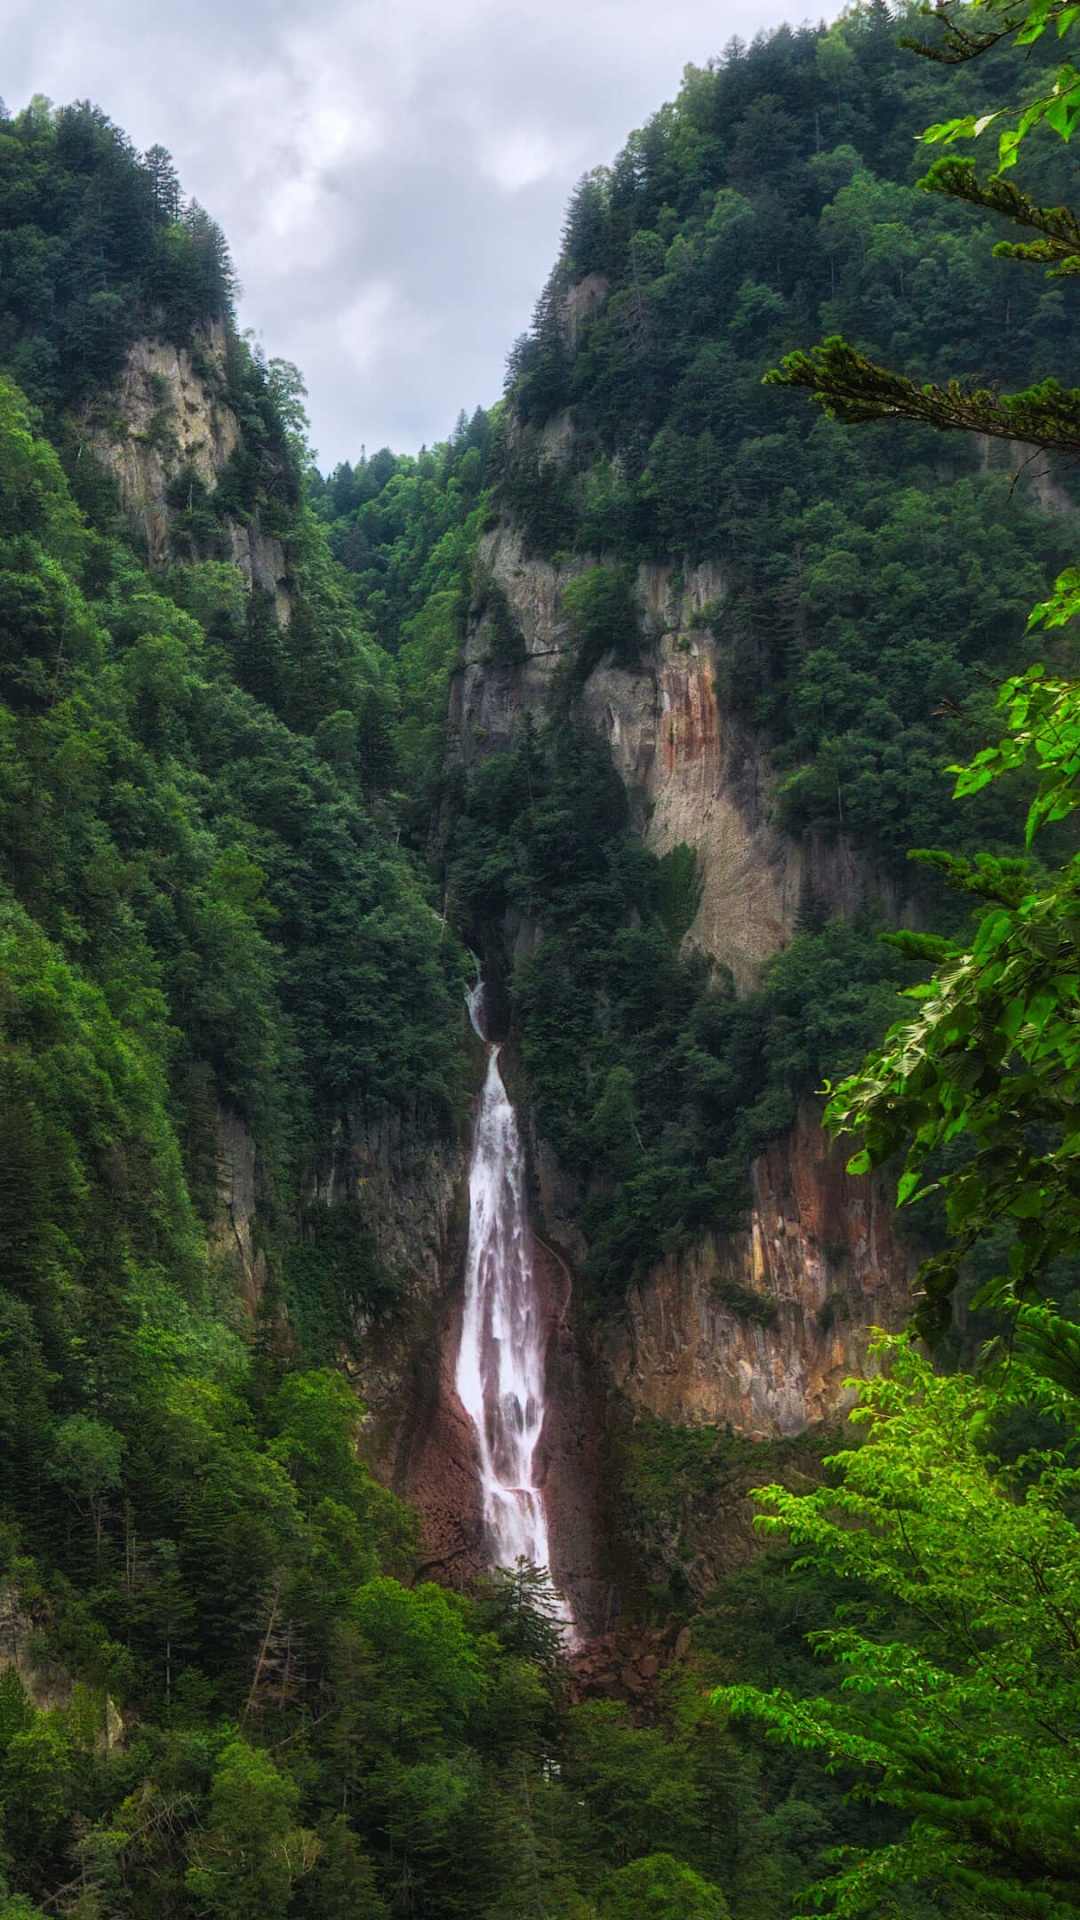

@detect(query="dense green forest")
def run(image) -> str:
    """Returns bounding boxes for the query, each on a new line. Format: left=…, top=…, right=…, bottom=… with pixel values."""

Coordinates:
left=0, top=89, right=857, bottom=1920
left=513, top=5, right=1080, bottom=1277
left=322, top=0, right=1080, bottom=1299
left=3, top=4, right=1080, bottom=1915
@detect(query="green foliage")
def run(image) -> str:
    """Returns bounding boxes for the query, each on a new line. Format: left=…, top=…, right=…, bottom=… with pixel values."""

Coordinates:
left=282, top=1204, right=394, bottom=1363
left=0, top=99, right=234, bottom=418
left=312, top=412, right=491, bottom=652
left=598, top=1852, right=730, bottom=1920
left=0, top=366, right=465, bottom=1154
left=450, top=726, right=911, bottom=1294
left=434, top=3, right=1080, bottom=1320
left=619, top=1417, right=834, bottom=1615
left=821, top=656, right=1080, bottom=1338
left=0, top=131, right=526, bottom=1920
left=472, top=564, right=526, bottom=668
left=912, top=0, right=1080, bottom=178
left=561, top=564, right=640, bottom=680
left=310, top=409, right=494, bottom=841
left=719, top=13, right=1080, bottom=1916
left=828, top=829, right=1080, bottom=1336
left=498, top=6, right=1080, bottom=869
left=656, top=843, right=704, bottom=945
left=473, top=1558, right=568, bottom=1675
left=562, top=1699, right=709, bottom=1868
left=293, top=1817, right=389, bottom=1920
left=724, top=1344, right=1080, bottom=1918
left=185, top=1738, right=317, bottom=1919
left=11, top=22, right=1080, bottom=1918
left=711, top=1277, right=779, bottom=1327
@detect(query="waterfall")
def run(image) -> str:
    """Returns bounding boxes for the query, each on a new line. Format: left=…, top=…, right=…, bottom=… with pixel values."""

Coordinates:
left=456, top=977, right=572, bottom=1631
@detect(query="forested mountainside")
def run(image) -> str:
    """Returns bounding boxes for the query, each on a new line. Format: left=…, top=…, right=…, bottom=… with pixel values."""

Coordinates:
left=2, top=7, right=1080, bottom=1916
left=319, top=1, right=1080, bottom=1308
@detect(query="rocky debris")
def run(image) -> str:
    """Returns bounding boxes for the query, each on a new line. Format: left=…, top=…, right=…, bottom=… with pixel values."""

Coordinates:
left=568, top=1622, right=686, bottom=1715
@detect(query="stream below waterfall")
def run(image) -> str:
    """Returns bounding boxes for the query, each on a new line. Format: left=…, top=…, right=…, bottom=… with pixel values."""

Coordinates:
left=455, top=979, right=572, bottom=1634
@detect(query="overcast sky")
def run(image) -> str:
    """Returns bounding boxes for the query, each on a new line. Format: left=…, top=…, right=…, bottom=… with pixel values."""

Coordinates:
left=4, top=0, right=829, bottom=468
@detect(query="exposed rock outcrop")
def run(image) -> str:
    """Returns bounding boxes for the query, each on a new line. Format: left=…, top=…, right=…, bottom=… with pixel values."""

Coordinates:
left=0, top=1581, right=73, bottom=1715
left=452, top=521, right=913, bottom=1462
left=77, top=320, right=291, bottom=621
left=533, top=1234, right=610, bottom=1635
left=454, top=525, right=899, bottom=989
left=568, top=1620, right=684, bottom=1716
left=0, top=1583, right=126, bottom=1748
left=82, top=322, right=236, bottom=559
left=339, top=1118, right=468, bottom=1423
left=604, top=1102, right=911, bottom=1436
left=211, top=1105, right=265, bottom=1313
left=228, top=520, right=291, bottom=625
left=389, top=1280, right=485, bottom=1589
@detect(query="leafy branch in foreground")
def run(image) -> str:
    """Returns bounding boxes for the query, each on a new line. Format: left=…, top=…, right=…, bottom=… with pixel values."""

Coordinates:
left=762, top=0, right=1080, bottom=1342
left=766, top=341, right=1080, bottom=454
left=909, top=0, right=1080, bottom=173
left=724, top=8, right=1080, bottom=1913
left=721, top=1343, right=1080, bottom=1920
left=905, top=0, right=1077, bottom=69
left=824, top=663, right=1080, bottom=1339
left=768, top=0, right=1080, bottom=442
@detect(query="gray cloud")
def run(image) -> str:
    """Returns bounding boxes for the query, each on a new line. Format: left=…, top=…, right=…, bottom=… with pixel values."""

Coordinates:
left=3, top=0, right=823, bottom=465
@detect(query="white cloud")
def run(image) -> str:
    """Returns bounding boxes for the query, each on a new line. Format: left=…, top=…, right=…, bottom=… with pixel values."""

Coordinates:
left=476, top=128, right=560, bottom=192
left=0, top=0, right=829, bottom=464
left=337, top=282, right=405, bottom=372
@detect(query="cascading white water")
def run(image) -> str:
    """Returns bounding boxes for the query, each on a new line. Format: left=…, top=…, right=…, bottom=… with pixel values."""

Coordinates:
left=456, top=979, right=571, bottom=1630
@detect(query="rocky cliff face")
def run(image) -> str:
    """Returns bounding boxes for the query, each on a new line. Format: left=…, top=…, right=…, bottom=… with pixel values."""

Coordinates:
left=604, top=1102, right=911, bottom=1436
left=456, top=524, right=900, bottom=989
left=454, top=520, right=913, bottom=1453
left=326, top=1111, right=468, bottom=1445
left=211, top=1106, right=265, bottom=1314
left=0, top=1582, right=126, bottom=1746
left=79, top=325, right=470, bottom=1446
left=78, top=320, right=291, bottom=622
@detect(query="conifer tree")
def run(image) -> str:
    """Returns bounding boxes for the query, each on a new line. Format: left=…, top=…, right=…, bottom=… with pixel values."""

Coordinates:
left=723, top=12, right=1080, bottom=1913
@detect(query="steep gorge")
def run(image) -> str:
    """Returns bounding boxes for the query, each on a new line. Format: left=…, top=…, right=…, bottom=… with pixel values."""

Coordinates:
left=431, top=507, right=916, bottom=1616
left=452, top=522, right=913, bottom=1414
left=378, top=7, right=1079, bottom=1616
left=64, top=23, right=1067, bottom=1628
left=3, top=32, right=1079, bottom=1915
left=84, top=318, right=466, bottom=1324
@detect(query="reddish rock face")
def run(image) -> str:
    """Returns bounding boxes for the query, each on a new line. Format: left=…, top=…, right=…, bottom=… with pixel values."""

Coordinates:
left=568, top=1624, right=683, bottom=1718
left=391, top=1286, right=485, bottom=1589
left=605, top=1102, right=913, bottom=1436
left=385, top=1084, right=911, bottom=1625
left=658, top=643, right=721, bottom=782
